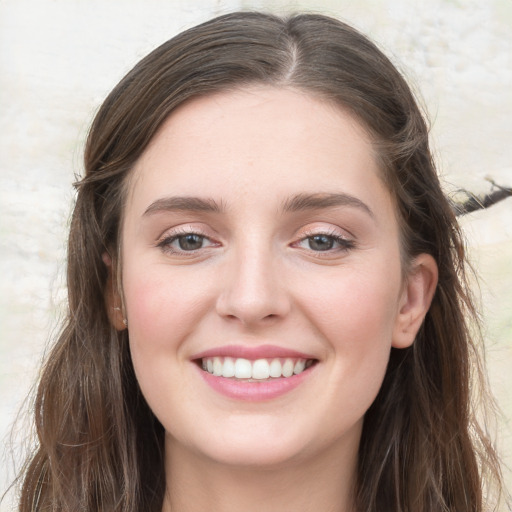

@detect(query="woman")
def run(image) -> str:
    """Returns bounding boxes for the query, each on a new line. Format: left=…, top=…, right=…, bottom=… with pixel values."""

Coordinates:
left=17, top=11, right=504, bottom=512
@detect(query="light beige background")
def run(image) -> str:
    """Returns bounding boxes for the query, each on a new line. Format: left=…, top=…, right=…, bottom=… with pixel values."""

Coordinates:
left=1, top=0, right=511, bottom=509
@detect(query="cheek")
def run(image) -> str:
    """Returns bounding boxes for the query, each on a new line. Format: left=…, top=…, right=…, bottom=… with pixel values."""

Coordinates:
left=122, top=268, right=211, bottom=420
left=122, top=267, right=211, bottom=362
left=299, top=265, right=401, bottom=347
left=295, top=262, right=402, bottom=399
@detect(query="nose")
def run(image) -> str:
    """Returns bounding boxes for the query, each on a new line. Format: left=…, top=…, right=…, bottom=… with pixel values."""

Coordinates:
left=215, top=245, right=291, bottom=327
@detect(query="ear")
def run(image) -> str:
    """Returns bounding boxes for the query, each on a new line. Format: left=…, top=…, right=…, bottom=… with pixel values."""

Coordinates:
left=102, top=252, right=127, bottom=331
left=392, top=253, right=438, bottom=349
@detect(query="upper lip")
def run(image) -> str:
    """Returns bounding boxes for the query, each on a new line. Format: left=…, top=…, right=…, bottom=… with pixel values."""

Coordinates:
left=191, top=344, right=317, bottom=361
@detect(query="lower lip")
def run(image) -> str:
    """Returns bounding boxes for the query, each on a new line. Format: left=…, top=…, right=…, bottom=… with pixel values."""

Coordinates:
left=195, top=364, right=315, bottom=401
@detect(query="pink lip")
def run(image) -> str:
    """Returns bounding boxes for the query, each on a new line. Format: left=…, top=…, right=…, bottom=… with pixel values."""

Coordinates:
left=191, top=345, right=318, bottom=401
left=191, top=344, right=316, bottom=361
left=195, top=363, right=316, bottom=402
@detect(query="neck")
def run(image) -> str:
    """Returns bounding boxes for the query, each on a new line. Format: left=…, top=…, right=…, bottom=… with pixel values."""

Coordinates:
left=161, top=434, right=359, bottom=512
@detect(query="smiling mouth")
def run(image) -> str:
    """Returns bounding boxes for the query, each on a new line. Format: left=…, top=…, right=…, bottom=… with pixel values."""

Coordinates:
left=197, top=357, right=317, bottom=381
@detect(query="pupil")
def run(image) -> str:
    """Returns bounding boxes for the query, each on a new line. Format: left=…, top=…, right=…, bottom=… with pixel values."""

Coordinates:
left=179, top=234, right=203, bottom=250
left=309, top=235, right=333, bottom=251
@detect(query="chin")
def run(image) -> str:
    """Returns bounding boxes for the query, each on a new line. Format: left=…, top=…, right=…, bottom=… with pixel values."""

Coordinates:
left=199, top=439, right=307, bottom=469
left=169, top=417, right=317, bottom=469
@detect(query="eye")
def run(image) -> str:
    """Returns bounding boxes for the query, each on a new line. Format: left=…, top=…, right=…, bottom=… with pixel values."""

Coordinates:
left=295, top=232, right=355, bottom=253
left=175, top=233, right=206, bottom=251
left=307, top=234, right=337, bottom=251
left=157, top=230, right=217, bottom=254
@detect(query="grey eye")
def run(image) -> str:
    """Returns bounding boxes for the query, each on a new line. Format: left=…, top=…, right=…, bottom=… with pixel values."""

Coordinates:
left=178, top=234, right=205, bottom=251
left=307, top=235, right=335, bottom=251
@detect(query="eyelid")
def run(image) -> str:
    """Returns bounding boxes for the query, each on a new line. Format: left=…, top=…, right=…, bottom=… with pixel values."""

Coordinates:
left=297, top=223, right=354, bottom=242
left=292, top=225, right=356, bottom=254
left=156, top=224, right=220, bottom=254
left=157, top=225, right=205, bottom=242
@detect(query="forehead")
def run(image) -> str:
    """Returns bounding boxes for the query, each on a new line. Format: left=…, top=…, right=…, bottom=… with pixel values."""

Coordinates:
left=128, top=86, right=384, bottom=201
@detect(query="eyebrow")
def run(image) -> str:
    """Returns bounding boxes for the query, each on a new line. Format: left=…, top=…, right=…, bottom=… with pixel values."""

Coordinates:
left=143, top=192, right=373, bottom=218
left=281, top=192, right=374, bottom=218
left=143, top=196, right=224, bottom=216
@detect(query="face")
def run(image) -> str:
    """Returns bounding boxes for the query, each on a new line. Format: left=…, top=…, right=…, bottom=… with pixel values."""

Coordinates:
left=119, top=86, right=412, bottom=469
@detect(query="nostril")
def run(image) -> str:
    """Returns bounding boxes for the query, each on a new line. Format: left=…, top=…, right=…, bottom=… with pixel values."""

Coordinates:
left=215, top=273, right=291, bottom=325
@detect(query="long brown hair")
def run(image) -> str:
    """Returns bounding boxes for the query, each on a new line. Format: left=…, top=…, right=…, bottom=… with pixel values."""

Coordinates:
left=17, top=11, right=504, bottom=511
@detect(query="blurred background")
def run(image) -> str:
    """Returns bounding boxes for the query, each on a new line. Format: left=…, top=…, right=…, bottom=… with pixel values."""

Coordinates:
left=1, top=0, right=511, bottom=509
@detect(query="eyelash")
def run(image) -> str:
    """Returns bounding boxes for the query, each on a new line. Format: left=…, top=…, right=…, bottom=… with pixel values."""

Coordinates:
left=294, top=229, right=355, bottom=254
left=156, top=228, right=355, bottom=256
left=156, top=228, right=216, bottom=255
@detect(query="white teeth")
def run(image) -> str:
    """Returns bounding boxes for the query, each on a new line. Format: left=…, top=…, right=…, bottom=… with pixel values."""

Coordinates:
left=221, top=357, right=235, bottom=378
left=213, top=357, right=222, bottom=376
left=282, top=359, right=294, bottom=377
left=234, top=358, right=252, bottom=379
left=269, top=359, right=282, bottom=378
left=200, top=356, right=314, bottom=380
left=252, top=359, right=270, bottom=379
left=293, top=360, right=306, bottom=375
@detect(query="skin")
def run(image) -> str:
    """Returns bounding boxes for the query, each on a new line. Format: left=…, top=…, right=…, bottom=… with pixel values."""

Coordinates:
left=108, top=86, right=438, bottom=512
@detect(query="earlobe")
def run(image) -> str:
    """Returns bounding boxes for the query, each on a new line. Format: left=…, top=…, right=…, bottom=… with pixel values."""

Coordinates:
left=102, top=252, right=128, bottom=331
left=392, top=253, right=438, bottom=349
